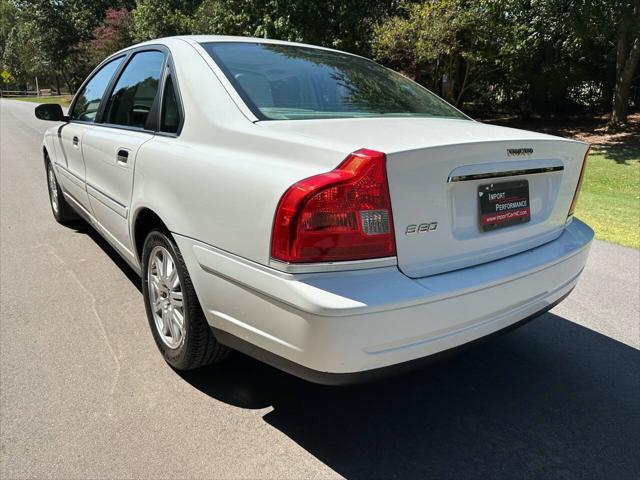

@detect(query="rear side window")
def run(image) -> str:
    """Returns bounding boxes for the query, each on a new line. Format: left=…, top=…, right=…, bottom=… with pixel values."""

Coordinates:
left=202, top=42, right=468, bottom=121
left=71, top=57, right=124, bottom=122
left=103, top=51, right=165, bottom=129
left=160, top=74, right=181, bottom=134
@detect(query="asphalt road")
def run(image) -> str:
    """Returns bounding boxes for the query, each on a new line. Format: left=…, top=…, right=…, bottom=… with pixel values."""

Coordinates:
left=1, top=98, right=639, bottom=480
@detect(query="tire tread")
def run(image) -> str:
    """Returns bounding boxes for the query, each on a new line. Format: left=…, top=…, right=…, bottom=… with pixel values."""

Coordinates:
left=142, top=229, right=230, bottom=370
left=46, top=160, right=79, bottom=224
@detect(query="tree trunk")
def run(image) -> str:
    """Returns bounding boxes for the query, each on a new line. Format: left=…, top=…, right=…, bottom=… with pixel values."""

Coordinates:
left=455, top=60, right=471, bottom=107
left=610, top=1, right=640, bottom=127
left=611, top=36, right=640, bottom=126
left=444, top=56, right=456, bottom=103
left=601, top=67, right=615, bottom=113
left=60, top=68, right=74, bottom=95
left=431, top=60, right=440, bottom=93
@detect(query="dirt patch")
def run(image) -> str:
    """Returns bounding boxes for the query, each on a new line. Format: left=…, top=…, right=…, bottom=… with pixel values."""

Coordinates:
left=482, top=113, right=639, bottom=160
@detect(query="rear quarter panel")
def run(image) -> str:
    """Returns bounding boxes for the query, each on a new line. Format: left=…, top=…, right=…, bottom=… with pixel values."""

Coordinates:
left=130, top=39, right=350, bottom=265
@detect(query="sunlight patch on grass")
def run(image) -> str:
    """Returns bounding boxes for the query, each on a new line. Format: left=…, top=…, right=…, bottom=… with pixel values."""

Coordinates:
left=574, top=151, right=640, bottom=249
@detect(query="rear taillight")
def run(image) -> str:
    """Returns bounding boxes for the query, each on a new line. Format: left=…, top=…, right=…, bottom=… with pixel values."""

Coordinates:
left=568, top=145, right=590, bottom=218
left=271, top=148, right=396, bottom=263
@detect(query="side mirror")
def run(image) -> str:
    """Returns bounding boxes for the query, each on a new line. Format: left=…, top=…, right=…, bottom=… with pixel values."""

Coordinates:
left=34, top=103, right=68, bottom=122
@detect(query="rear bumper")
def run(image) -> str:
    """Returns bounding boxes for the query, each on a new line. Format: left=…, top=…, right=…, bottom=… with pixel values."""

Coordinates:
left=211, top=290, right=572, bottom=385
left=175, top=218, right=593, bottom=382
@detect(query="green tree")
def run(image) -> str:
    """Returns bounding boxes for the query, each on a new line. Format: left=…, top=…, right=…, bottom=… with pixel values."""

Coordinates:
left=11, top=0, right=119, bottom=91
left=487, top=0, right=638, bottom=121
left=189, top=0, right=399, bottom=57
left=2, top=17, right=51, bottom=88
left=0, top=0, right=18, bottom=61
left=610, top=0, right=640, bottom=126
left=190, top=0, right=290, bottom=40
left=373, top=0, right=636, bottom=119
left=77, top=7, right=134, bottom=69
left=372, top=0, right=494, bottom=107
left=484, top=0, right=621, bottom=116
left=131, top=0, right=200, bottom=41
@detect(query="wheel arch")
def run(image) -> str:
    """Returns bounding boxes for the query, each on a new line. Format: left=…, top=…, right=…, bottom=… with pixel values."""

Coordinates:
left=42, top=130, right=57, bottom=165
left=132, top=207, right=171, bottom=263
left=43, top=145, right=51, bottom=167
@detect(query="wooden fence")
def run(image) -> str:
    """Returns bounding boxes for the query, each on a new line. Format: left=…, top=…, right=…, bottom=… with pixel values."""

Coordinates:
left=0, top=89, right=63, bottom=97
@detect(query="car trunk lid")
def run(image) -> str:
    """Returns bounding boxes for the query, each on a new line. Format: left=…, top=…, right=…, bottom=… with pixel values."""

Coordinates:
left=258, top=118, right=589, bottom=277
left=386, top=139, right=588, bottom=277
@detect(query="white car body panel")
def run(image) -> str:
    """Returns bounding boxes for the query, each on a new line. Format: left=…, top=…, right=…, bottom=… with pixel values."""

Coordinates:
left=40, top=35, right=594, bottom=381
left=177, top=218, right=591, bottom=375
left=84, top=126, right=153, bottom=255
left=56, top=122, right=93, bottom=211
left=259, top=118, right=589, bottom=276
left=128, top=38, right=348, bottom=264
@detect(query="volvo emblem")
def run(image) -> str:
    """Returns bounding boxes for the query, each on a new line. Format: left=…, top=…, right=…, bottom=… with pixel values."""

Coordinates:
left=507, top=148, right=534, bottom=157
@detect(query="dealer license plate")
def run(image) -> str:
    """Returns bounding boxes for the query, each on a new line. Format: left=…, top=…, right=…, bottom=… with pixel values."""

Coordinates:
left=478, top=180, right=531, bottom=232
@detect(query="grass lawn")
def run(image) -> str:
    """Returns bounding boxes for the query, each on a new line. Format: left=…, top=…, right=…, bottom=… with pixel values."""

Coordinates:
left=575, top=148, right=640, bottom=249
left=487, top=115, right=639, bottom=249
left=9, top=95, right=73, bottom=107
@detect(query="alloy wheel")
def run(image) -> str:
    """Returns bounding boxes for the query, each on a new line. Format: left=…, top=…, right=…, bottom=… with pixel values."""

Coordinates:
left=147, top=245, right=185, bottom=349
left=47, top=164, right=59, bottom=214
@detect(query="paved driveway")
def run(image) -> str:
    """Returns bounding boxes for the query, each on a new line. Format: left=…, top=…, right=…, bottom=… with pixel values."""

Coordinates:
left=1, top=99, right=638, bottom=479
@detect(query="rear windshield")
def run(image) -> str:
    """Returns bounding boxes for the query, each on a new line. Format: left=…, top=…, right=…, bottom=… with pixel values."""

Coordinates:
left=201, top=42, right=468, bottom=121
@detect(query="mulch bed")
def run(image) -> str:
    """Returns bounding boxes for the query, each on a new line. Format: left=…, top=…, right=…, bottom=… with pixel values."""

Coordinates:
left=481, top=113, right=639, bottom=153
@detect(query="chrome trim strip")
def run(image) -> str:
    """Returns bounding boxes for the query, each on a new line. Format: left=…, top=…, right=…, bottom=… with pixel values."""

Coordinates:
left=86, top=182, right=128, bottom=218
left=56, top=164, right=85, bottom=189
left=447, top=166, right=564, bottom=183
left=62, top=191, right=91, bottom=216
left=93, top=218, right=136, bottom=258
left=86, top=182, right=126, bottom=208
left=88, top=122, right=155, bottom=135
left=269, top=256, right=398, bottom=273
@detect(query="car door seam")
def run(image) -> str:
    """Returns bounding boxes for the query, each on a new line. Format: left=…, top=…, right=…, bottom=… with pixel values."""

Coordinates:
left=56, top=163, right=85, bottom=189
left=86, top=186, right=128, bottom=220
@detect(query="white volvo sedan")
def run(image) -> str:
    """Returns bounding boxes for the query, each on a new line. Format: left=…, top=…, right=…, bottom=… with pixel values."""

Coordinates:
left=36, top=36, right=593, bottom=384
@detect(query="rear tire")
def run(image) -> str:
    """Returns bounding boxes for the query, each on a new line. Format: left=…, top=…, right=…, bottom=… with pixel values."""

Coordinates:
left=46, top=160, right=78, bottom=224
left=141, top=229, right=230, bottom=370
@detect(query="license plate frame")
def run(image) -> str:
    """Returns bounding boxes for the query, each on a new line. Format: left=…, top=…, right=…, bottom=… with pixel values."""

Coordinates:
left=478, top=180, right=531, bottom=232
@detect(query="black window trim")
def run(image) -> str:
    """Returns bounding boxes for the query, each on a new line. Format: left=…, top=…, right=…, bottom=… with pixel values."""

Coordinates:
left=68, top=53, right=128, bottom=125
left=156, top=55, right=185, bottom=137
left=97, top=45, right=169, bottom=133
left=68, top=43, right=186, bottom=137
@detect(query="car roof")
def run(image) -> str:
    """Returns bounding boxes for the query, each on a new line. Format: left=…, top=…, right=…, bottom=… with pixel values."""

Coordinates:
left=125, top=35, right=365, bottom=61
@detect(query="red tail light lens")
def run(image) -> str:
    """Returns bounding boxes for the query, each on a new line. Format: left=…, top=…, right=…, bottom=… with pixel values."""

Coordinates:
left=271, top=148, right=396, bottom=263
left=568, top=145, right=590, bottom=218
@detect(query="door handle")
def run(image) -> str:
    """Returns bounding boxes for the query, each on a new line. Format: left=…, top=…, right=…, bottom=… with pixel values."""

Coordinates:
left=117, top=149, right=129, bottom=164
left=72, top=136, right=79, bottom=146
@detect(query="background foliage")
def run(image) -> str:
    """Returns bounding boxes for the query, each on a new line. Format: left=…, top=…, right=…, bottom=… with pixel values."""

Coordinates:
left=1, top=0, right=638, bottom=124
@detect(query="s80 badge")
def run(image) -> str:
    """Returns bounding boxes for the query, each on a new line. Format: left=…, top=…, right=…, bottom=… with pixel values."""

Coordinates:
left=405, top=222, right=438, bottom=235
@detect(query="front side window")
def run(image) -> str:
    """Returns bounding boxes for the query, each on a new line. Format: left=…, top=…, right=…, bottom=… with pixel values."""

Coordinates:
left=202, top=42, right=469, bottom=121
left=71, top=57, right=124, bottom=122
left=103, top=51, right=165, bottom=128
